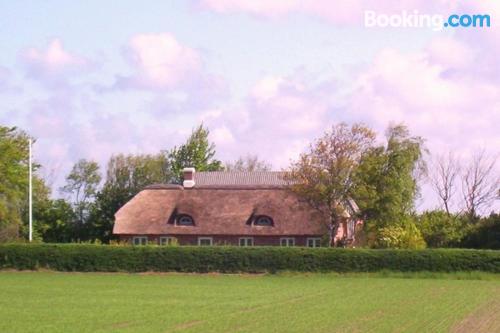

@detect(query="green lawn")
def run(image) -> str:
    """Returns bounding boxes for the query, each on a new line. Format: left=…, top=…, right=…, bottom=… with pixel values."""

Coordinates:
left=0, top=272, right=499, bottom=333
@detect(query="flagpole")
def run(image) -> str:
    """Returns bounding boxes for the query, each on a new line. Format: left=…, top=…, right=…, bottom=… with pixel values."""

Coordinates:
left=29, top=138, right=32, bottom=242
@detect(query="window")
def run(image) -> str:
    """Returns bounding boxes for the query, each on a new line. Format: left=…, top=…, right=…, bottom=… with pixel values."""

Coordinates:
left=307, top=238, right=321, bottom=248
left=280, top=237, right=295, bottom=247
left=239, top=237, right=254, bottom=246
left=159, top=237, right=175, bottom=246
left=198, top=237, right=213, bottom=246
left=177, top=215, right=194, bottom=226
left=254, top=215, right=273, bottom=226
left=132, top=236, right=147, bottom=246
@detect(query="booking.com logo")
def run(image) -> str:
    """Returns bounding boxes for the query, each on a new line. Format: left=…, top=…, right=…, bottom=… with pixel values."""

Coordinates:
left=365, top=10, right=491, bottom=31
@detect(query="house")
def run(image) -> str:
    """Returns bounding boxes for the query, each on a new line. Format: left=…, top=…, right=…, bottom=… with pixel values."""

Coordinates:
left=113, top=168, right=362, bottom=247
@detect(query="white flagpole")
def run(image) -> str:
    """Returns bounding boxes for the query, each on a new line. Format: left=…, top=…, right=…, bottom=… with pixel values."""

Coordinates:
left=29, top=139, right=33, bottom=242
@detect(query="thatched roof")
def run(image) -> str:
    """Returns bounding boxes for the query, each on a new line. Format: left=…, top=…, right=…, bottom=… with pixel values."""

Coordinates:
left=113, top=186, right=327, bottom=236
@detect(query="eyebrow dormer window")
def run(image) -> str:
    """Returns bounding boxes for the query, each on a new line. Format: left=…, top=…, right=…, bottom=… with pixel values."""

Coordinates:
left=176, top=214, right=194, bottom=226
left=254, top=215, right=273, bottom=226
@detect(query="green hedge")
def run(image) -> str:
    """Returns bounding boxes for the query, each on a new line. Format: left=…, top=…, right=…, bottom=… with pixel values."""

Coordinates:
left=0, top=244, right=499, bottom=273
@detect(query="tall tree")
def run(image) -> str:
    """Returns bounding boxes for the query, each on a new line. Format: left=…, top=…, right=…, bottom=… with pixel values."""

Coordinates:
left=61, top=159, right=101, bottom=227
left=354, top=124, right=426, bottom=226
left=461, top=151, right=498, bottom=221
left=0, top=126, right=31, bottom=241
left=225, top=155, right=272, bottom=172
left=429, top=152, right=460, bottom=215
left=89, top=153, right=170, bottom=242
left=352, top=124, right=426, bottom=248
left=167, top=124, right=222, bottom=182
left=287, top=123, right=376, bottom=246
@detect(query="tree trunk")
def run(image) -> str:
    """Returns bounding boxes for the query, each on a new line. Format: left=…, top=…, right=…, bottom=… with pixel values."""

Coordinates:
left=329, top=216, right=339, bottom=247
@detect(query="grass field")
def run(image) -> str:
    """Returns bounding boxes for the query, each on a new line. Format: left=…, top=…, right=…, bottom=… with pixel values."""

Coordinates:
left=0, top=272, right=499, bottom=333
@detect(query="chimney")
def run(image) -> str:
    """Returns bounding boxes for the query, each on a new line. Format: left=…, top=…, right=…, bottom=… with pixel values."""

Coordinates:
left=182, top=167, right=195, bottom=188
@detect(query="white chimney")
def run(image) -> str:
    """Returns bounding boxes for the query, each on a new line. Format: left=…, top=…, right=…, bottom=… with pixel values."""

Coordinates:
left=182, top=167, right=195, bottom=188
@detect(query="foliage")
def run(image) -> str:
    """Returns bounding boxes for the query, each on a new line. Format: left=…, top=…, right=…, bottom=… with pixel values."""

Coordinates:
left=1, top=244, right=498, bottom=273
left=224, top=155, right=272, bottom=172
left=287, top=123, right=376, bottom=246
left=352, top=124, right=426, bottom=247
left=376, top=221, right=426, bottom=249
left=19, top=175, right=75, bottom=243
left=87, top=153, right=170, bottom=243
left=460, top=213, right=500, bottom=249
left=61, top=159, right=101, bottom=225
left=0, top=126, right=32, bottom=241
left=354, top=124, right=425, bottom=226
left=416, top=210, right=470, bottom=248
left=167, top=124, right=223, bottom=182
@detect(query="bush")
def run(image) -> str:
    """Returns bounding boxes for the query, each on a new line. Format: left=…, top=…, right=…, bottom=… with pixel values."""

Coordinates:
left=375, top=222, right=426, bottom=249
left=0, top=244, right=499, bottom=273
left=460, top=213, right=500, bottom=249
left=417, top=211, right=470, bottom=248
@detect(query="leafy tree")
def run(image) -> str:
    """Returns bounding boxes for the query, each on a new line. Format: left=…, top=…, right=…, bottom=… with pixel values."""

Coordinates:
left=225, top=155, right=272, bottom=172
left=167, top=124, right=222, bottom=182
left=89, top=153, right=170, bottom=242
left=0, top=126, right=31, bottom=241
left=416, top=210, right=469, bottom=248
left=353, top=124, right=426, bottom=248
left=459, top=213, right=500, bottom=249
left=61, top=159, right=101, bottom=226
left=287, top=123, right=376, bottom=246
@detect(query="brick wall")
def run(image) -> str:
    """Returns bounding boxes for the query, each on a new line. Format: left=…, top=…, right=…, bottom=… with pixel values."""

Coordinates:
left=120, top=235, right=323, bottom=246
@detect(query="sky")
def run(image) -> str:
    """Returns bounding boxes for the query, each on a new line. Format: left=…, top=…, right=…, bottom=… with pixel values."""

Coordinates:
left=0, top=0, right=498, bottom=211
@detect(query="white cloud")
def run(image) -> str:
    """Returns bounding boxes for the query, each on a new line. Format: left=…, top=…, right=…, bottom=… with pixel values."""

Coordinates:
left=20, top=39, right=91, bottom=84
left=115, top=33, right=201, bottom=90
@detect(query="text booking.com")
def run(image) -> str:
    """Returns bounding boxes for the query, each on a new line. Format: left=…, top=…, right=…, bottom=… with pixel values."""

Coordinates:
left=365, top=11, right=491, bottom=31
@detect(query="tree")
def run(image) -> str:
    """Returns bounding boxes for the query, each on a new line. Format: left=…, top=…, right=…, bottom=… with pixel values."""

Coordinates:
left=416, top=210, right=468, bottom=248
left=429, top=152, right=460, bottom=215
left=352, top=124, right=426, bottom=248
left=0, top=126, right=31, bottom=241
left=224, top=155, right=272, bottom=172
left=167, top=124, right=222, bottom=182
left=61, top=159, right=101, bottom=227
left=460, top=151, right=498, bottom=221
left=287, top=123, right=376, bottom=246
left=89, top=153, right=170, bottom=242
left=19, top=173, right=75, bottom=243
left=459, top=213, right=500, bottom=249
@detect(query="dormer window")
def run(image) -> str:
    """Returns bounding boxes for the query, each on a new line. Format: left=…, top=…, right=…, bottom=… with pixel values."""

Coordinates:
left=254, top=215, right=273, bottom=226
left=176, top=214, right=194, bottom=226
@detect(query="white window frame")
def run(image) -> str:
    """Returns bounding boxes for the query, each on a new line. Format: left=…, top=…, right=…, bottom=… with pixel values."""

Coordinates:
left=198, top=237, right=213, bottom=246
left=239, top=237, right=254, bottom=246
left=159, top=237, right=175, bottom=246
left=132, top=236, right=148, bottom=246
left=307, top=237, right=321, bottom=248
left=280, top=237, right=295, bottom=247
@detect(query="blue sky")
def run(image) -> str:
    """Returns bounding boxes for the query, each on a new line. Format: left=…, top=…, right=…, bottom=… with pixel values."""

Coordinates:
left=0, top=0, right=498, bottom=212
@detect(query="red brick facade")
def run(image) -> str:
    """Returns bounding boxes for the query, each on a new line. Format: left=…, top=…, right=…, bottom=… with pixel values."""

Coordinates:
left=119, top=235, right=323, bottom=247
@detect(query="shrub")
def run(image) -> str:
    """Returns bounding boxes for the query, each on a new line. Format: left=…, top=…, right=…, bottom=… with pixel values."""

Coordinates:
left=460, top=213, right=500, bottom=249
left=0, top=244, right=498, bottom=273
left=417, top=211, right=469, bottom=248
left=376, top=222, right=426, bottom=249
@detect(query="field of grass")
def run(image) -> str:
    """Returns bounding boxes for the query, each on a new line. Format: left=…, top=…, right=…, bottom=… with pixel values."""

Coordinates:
left=0, top=272, right=499, bottom=333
